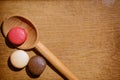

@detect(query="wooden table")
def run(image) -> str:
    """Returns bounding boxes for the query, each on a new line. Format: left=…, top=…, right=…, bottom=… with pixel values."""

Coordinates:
left=0, top=0, right=120, bottom=80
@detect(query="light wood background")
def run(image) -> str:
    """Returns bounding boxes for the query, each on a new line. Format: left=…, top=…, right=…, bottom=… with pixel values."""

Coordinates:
left=0, top=0, right=120, bottom=80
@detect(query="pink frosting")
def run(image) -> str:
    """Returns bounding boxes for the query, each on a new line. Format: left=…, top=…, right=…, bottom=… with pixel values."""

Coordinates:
left=8, top=27, right=27, bottom=45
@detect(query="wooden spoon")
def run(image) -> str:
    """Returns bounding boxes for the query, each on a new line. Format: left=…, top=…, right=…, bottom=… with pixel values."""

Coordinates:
left=2, top=16, right=79, bottom=80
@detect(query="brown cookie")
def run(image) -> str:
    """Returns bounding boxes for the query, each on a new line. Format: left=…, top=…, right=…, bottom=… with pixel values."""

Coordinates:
left=28, top=55, right=46, bottom=76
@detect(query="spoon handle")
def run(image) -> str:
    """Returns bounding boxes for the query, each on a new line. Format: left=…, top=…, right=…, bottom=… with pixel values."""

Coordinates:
left=35, top=41, right=79, bottom=80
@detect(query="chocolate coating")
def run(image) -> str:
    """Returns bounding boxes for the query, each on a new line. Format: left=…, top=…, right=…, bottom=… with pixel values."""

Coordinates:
left=28, top=56, right=46, bottom=76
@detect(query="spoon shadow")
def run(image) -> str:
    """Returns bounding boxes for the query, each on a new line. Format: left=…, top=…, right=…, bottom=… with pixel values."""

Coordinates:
left=0, top=22, right=16, bottom=49
left=0, top=22, right=4, bottom=37
left=32, top=48, right=68, bottom=80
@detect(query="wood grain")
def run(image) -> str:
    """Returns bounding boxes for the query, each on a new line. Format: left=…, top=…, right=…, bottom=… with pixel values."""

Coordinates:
left=0, top=0, right=120, bottom=80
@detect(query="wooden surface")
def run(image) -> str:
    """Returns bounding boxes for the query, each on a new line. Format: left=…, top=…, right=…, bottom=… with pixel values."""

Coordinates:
left=0, top=0, right=120, bottom=80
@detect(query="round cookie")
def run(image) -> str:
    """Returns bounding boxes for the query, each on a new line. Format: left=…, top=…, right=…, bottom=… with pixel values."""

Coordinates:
left=10, top=50, right=29, bottom=68
left=28, top=56, right=46, bottom=76
left=7, top=27, right=27, bottom=45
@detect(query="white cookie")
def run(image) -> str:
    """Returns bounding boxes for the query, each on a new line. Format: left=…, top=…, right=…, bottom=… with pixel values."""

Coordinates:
left=10, top=50, right=29, bottom=68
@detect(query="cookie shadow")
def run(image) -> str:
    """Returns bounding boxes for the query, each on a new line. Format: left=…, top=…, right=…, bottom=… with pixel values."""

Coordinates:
left=7, top=57, right=23, bottom=71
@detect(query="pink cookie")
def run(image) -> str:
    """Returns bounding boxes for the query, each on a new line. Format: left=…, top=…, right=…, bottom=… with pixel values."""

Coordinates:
left=7, top=27, right=27, bottom=45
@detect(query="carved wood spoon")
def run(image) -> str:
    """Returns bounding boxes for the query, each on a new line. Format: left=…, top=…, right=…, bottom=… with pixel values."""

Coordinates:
left=2, top=16, right=78, bottom=80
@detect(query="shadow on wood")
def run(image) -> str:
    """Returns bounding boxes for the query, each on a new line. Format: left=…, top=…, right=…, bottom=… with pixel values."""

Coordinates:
left=7, top=57, right=23, bottom=71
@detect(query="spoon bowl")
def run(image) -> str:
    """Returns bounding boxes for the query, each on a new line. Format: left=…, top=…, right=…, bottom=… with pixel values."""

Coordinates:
left=2, top=16, right=78, bottom=80
left=2, top=16, right=38, bottom=49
